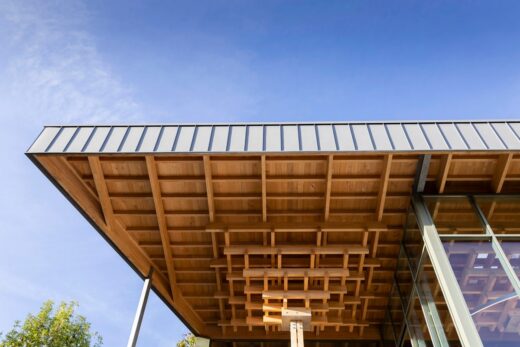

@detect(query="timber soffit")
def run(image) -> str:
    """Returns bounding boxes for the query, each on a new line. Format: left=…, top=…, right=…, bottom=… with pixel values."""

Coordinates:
left=27, top=120, right=520, bottom=154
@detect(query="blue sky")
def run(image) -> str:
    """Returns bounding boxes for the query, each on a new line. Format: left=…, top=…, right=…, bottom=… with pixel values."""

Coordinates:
left=0, top=0, right=519, bottom=345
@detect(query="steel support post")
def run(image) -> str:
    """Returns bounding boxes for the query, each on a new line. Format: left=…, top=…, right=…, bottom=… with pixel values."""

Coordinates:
left=415, top=279, right=449, bottom=347
left=127, top=270, right=153, bottom=347
left=395, top=246, right=448, bottom=347
left=411, top=195, right=483, bottom=347
left=289, top=321, right=304, bottom=347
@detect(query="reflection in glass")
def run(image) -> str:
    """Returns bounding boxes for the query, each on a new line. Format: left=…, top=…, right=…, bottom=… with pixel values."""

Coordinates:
left=396, top=248, right=413, bottom=309
left=401, top=330, right=412, bottom=347
left=382, top=306, right=398, bottom=347
left=476, top=197, right=520, bottom=235
left=417, top=253, right=461, bottom=346
left=443, top=240, right=520, bottom=346
left=407, top=294, right=433, bottom=347
left=501, top=241, right=520, bottom=279
left=388, top=281, right=405, bottom=343
left=404, top=208, right=423, bottom=274
left=424, top=196, right=485, bottom=235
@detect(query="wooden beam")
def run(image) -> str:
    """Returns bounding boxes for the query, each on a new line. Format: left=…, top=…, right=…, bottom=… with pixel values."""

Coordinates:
left=261, top=155, right=267, bottom=222
left=108, top=191, right=409, bottom=200
left=436, top=154, right=452, bottom=193
left=78, top=157, right=205, bottom=334
left=324, top=155, right=334, bottom=221
left=206, top=222, right=388, bottom=233
left=145, top=156, right=178, bottom=290
left=262, top=290, right=331, bottom=300
left=144, top=156, right=206, bottom=332
left=62, top=157, right=100, bottom=202
left=83, top=172, right=421, bottom=183
left=206, top=326, right=381, bottom=340
left=243, top=268, right=349, bottom=278
left=245, top=315, right=369, bottom=327
left=87, top=157, right=117, bottom=228
left=36, top=156, right=104, bottom=229
left=375, top=154, right=392, bottom=221
left=203, top=155, right=216, bottom=222
left=225, top=245, right=369, bottom=255
left=256, top=302, right=346, bottom=312
left=112, top=208, right=404, bottom=217
left=492, top=153, right=513, bottom=193
left=212, top=257, right=382, bottom=270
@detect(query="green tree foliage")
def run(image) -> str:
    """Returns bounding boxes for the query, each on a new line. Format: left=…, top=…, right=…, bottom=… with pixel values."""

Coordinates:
left=176, top=333, right=196, bottom=347
left=0, top=300, right=102, bottom=347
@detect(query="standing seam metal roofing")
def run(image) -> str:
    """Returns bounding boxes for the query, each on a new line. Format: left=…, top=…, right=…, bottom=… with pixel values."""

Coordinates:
left=27, top=121, right=520, bottom=154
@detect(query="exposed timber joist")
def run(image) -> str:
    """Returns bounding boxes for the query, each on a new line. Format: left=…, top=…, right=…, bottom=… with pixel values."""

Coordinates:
left=437, top=154, right=452, bottom=193
left=145, top=156, right=178, bottom=290
left=492, top=153, right=513, bottom=193
left=375, top=154, right=392, bottom=221
left=144, top=156, right=206, bottom=333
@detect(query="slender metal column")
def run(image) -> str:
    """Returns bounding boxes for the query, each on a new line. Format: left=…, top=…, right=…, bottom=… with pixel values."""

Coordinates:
left=412, top=154, right=431, bottom=193
left=289, top=321, right=304, bottom=347
left=412, top=195, right=483, bottom=347
left=127, top=269, right=154, bottom=347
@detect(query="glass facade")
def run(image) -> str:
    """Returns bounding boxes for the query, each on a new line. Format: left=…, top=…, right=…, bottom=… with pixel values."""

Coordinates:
left=384, top=207, right=461, bottom=347
left=389, top=195, right=520, bottom=347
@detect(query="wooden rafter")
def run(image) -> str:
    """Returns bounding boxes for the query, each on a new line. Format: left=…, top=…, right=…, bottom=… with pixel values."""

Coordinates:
left=375, top=154, right=392, bottom=222
left=88, top=157, right=117, bottom=228
left=63, top=157, right=100, bottom=202
left=317, top=155, right=334, bottom=282
left=203, top=155, right=216, bottom=222
left=84, top=156, right=205, bottom=334
left=323, top=155, right=334, bottom=221
left=145, top=156, right=178, bottom=291
left=206, top=222, right=387, bottom=233
left=436, top=154, right=452, bottom=193
left=492, top=153, right=513, bottom=193
left=143, top=157, right=205, bottom=333
left=484, top=153, right=514, bottom=220
left=261, top=155, right=267, bottom=222
left=204, top=155, right=228, bottom=332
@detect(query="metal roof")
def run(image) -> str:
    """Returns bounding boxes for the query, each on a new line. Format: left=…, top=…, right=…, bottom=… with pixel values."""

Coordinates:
left=27, top=120, right=520, bottom=154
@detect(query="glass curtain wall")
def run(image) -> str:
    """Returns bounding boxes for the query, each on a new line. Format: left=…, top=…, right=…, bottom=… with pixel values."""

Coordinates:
left=383, top=208, right=460, bottom=347
left=422, top=195, right=520, bottom=347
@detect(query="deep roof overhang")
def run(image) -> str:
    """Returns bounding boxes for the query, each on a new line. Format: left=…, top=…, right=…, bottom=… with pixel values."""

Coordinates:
left=26, top=120, right=520, bottom=342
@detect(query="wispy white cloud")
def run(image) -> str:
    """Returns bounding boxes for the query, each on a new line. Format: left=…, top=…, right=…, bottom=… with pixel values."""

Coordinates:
left=0, top=0, right=142, bottom=124
left=0, top=1, right=148, bottom=344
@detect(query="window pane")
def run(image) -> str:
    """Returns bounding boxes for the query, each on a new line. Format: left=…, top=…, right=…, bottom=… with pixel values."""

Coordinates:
left=424, top=196, right=485, bottom=235
left=401, top=329, right=412, bottom=347
left=475, top=197, right=520, bottom=235
left=388, top=281, right=405, bottom=342
left=407, top=293, right=433, bottom=347
left=443, top=239, right=520, bottom=346
left=501, top=241, right=520, bottom=279
left=397, top=247, right=413, bottom=308
left=404, top=208, right=423, bottom=274
left=418, top=254, right=461, bottom=346
left=382, top=309, right=399, bottom=347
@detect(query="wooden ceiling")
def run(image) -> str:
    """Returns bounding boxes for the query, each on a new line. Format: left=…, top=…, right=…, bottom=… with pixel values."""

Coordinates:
left=31, top=152, right=520, bottom=343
